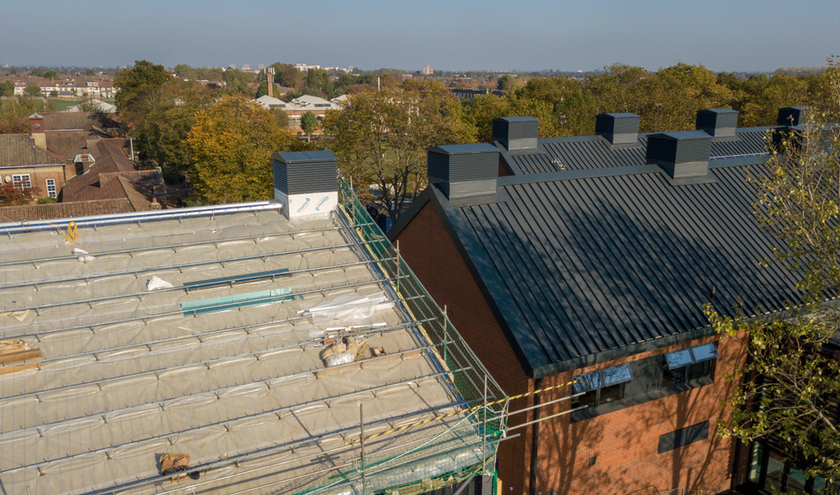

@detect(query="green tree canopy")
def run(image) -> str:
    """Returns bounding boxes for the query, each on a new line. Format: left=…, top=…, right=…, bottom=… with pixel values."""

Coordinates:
left=300, top=111, right=318, bottom=141
left=23, top=84, right=41, bottom=97
left=43, top=69, right=58, bottom=80
left=322, top=79, right=472, bottom=224
left=114, top=60, right=170, bottom=121
left=173, top=64, right=196, bottom=80
left=707, top=56, right=840, bottom=484
left=222, top=69, right=253, bottom=95
left=0, top=80, right=14, bottom=97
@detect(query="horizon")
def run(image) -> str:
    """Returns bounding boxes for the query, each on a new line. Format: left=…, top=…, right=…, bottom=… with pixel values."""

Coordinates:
left=2, top=0, right=838, bottom=73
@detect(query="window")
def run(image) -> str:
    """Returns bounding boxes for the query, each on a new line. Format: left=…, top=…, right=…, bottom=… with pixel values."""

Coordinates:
left=572, top=364, right=632, bottom=410
left=12, top=174, right=31, bottom=190
left=662, top=343, right=717, bottom=387
left=658, top=421, right=709, bottom=454
left=46, top=179, right=56, bottom=198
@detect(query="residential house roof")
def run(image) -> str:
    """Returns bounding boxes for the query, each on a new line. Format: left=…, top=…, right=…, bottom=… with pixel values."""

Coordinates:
left=61, top=139, right=153, bottom=207
left=0, top=134, right=65, bottom=167
left=390, top=116, right=820, bottom=378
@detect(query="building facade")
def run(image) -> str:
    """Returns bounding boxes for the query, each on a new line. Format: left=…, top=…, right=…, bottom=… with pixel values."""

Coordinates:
left=390, top=111, right=823, bottom=495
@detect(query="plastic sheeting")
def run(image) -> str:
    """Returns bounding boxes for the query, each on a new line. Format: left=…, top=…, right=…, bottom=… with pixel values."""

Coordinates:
left=0, top=208, right=483, bottom=495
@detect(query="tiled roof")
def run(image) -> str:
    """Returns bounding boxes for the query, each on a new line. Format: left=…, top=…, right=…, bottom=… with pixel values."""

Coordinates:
left=42, top=112, right=119, bottom=131
left=0, top=198, right=134, bottom=222
left=0, top=135, right=65, bottom=167
left=61, top=139, right=148, bottom=203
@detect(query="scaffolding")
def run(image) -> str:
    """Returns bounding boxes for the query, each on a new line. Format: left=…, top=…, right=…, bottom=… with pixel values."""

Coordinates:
left=0, top=180, right=507, bottom=495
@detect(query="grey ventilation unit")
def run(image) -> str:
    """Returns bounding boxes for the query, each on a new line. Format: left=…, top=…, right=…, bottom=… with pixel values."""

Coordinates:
left=492, top=117, right=539, bottom=151
left=428, top=143, right=498, bottom=200
left=595, top=113, right=641, bottom=148
left=646, top=131, right=713, bottom=185
left=777, top=107, right=805, bottom=126
left=696, top=109, right=739, bottom=141
left=271, top=150, right=338, bottom=218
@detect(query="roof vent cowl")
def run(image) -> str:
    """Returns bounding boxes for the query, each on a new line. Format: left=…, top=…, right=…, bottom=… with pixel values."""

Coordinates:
left=777, top=107, right=806, bottom=127
left=492, top=117, right=539, bottom=151
left=696, top=109, right=739, bottom=141
left=427, top=144, right=499, bottom=201
left=595, top=113, right=641, bottom=148
left=272, top=150, right=338, bottom=219
left=646, top=131, right=714, bottom=185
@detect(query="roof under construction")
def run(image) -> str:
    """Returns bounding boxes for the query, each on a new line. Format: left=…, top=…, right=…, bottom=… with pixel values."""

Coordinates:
left=0, top=180, right=506, bottom=494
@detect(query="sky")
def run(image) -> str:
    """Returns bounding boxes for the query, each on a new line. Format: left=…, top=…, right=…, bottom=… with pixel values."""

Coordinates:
left=2, top=0, right=838, bottom=73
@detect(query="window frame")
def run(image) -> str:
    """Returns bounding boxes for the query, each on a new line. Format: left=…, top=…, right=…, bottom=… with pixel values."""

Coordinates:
left=46, top=178, right=56, bottom=198
left=12, top=174, right=31, bottom=190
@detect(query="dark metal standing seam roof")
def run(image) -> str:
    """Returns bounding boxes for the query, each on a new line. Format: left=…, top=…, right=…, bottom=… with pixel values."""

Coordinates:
left=506, top=129, right=774, bottom=176
left=447, top=162, right=804, bottom=376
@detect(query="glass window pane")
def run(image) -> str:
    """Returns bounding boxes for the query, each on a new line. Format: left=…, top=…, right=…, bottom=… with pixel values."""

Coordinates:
left=665, top=349, right=694, bottom=369
left=691, top=342, right=718, bottom=362
left=787, top=465, right=807, bottom=494
left=748, top=442, right=763, bottom=484
left=765, top=450, right=785, bottom=493
left=602, top=364, right=632, bottom=386
left=662, top=367, right=686, bottom=387
left=599, top=383, right=624, bottom=404
left=573, top=371, right=601, bottom=393
left=687, top=360, right=712, bottom=381
left=571, top=389, right=597, bottom=409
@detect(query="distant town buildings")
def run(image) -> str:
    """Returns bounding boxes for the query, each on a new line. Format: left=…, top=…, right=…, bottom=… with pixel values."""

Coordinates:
left=12, top=76, right=115, bottom=98
left=422, top=65, right=434, bottom=75
left=255, top=94, right=346, bottom=134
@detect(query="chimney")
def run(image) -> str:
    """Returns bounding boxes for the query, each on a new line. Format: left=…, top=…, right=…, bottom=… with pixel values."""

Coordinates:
left=646, top=131, right=713, bottom=185
left=267, top=68, right=275, bottom=98
left=427, top=143, right=498, bottom=200
left=696, top=109, right=739, bottom=141
left=777, top=107, right=805, bottom=127
left=492, top=117, right=539, bottom=151
left=29, top=114, right=46, bottom=149
left=596, top=113, right=640, bottom=148
left=272, top=150, right=338, bottom=219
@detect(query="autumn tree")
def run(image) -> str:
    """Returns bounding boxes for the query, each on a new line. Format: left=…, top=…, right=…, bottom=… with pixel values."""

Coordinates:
left=322, top=79, right=472, bottom=225
left=187, top=94, right=297, bottom=204
left=707, top=57, right=840, bottom=484
left=0, top=183, right=39, bottom=206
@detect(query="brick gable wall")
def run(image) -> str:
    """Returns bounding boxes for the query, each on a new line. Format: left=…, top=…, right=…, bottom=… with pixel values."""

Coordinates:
left=394, top=201, right=537, bottom=495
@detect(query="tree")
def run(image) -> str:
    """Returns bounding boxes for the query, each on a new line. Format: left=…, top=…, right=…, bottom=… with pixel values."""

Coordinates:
left=222, top=69, right=252, bottom=95
left=270, top=63, right=304, bottom=91
left=43, top=69, right=58, bottom=80
left=136, top=80, right=214, bottom=174
left=322, top=79, right=472, bottom=225
left=29, top=68, right=44, bottom=78
left=114, top=60, right=169, bottom=124
left=85, top=69, right=95, bottom=76
left=0, top=183, right=39, bottom=206
left=300, top=111, right=318, bottom=141
left=23, top=84, right=41, bottom=97
left=707, top=57, right=840, bottom=484
left=173, top=64, right=196, bottom=80
left=0, top=80, right=13, bottom=97
left=187, top=94, right=297, bottom=204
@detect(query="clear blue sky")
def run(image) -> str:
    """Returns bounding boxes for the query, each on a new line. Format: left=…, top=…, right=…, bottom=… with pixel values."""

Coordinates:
left=2, top=0, right=838, bottom=72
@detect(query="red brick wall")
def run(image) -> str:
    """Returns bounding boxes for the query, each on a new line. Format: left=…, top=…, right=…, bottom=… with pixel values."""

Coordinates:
left=532, top=336, right=744, bottom=495
left=395, top=200, right=747, bottom=495
left=394, top=201, right=536, bottom=495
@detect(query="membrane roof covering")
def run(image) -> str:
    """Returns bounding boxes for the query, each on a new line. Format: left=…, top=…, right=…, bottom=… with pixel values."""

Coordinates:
left=0, top=205, right=484, bottom=494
